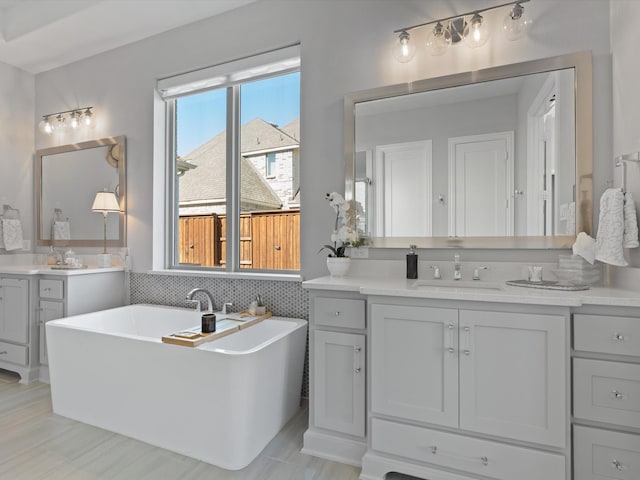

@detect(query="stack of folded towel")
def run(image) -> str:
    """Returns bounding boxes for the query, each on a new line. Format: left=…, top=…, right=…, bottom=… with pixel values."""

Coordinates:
left=592, top=188, right=639, bottom=266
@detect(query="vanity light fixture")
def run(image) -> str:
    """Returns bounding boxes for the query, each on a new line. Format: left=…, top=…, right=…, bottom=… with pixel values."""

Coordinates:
left=394, top=0, right=531, bottom=61
left=39, top=107, right=95, bottom=135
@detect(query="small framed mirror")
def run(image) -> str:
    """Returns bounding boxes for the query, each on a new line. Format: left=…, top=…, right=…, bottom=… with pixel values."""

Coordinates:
left=36, top=136, right=126, bottom=247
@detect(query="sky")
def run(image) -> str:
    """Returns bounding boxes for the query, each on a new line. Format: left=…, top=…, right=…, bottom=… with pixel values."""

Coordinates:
left=176, top=71, right=300, bottom=156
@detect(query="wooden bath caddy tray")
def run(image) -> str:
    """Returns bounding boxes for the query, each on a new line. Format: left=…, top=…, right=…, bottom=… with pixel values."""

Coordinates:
left=161, top=310, right=272, bottom=347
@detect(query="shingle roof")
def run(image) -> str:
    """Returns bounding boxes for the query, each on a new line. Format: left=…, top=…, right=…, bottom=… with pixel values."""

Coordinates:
left=281, top=117, right=300, bottom=142
left=240, top=117, right=299, bottom=154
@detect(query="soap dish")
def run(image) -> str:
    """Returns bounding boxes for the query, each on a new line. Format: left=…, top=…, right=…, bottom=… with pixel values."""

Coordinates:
left=506, top=279, right=590, bottom=291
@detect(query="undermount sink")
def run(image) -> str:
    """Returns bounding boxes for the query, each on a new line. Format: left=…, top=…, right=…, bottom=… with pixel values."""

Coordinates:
left=411, top=280, right=504, bottom=291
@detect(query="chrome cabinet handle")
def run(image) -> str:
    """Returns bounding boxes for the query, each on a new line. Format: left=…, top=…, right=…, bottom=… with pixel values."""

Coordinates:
left=612, top=390, right=624, bottom=399
left=354, top=345, right=362, bottom=374
left=447, top=323, right=455, bottom=354
left=462, top=325, right=471, bottom=355
left=0, top=351, right=7, bottom=355
left=274, top=245, right=281, bottom=250
left=612, top=459, right=624, bottom=471
left=334, top=311, right=340, bottom=317
left=428, top=445, right=488, bottom=466
left=612, top=333, right=625, bottom=341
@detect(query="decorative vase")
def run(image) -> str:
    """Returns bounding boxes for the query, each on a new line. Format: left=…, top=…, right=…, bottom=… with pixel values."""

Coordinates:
left=326, top=256, right=351, bottom=278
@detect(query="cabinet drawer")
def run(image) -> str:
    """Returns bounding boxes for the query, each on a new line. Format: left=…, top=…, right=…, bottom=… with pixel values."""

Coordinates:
left=0, top=341, right=28, bottom=366
left=371, top=418, right=565, bottom=480
left=574, top=314, right=640, bottom=357
left=39, top=279, right=63, bottom=299
left=313, top=297, right=365, bottom=329
left=574, top=358, right=640, bottom=428
left=574, top=425, right=640, bottom=480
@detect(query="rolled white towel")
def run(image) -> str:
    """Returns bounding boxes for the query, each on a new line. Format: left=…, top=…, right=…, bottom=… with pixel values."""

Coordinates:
left=623, top=192, right=639, bottom=248
left=1, top=218, right=23, bottom=251
left=595, top=188, right=627, bottom=266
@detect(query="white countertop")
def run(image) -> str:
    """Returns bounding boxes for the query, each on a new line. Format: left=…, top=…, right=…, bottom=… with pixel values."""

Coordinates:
left=302, top=275, right=640, bottom=308
left=0, top=264, right=125, bottom=276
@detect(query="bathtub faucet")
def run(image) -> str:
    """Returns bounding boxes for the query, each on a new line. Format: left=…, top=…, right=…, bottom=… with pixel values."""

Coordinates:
left=185, top=288, right=216, bottom=313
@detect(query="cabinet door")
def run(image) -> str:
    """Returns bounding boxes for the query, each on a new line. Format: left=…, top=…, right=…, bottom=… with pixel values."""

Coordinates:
left=39, top=300, right=64, bottom=365
left=313, top=330, right=365, bottom=437
left=0, top=278, right=29, bottom=344
left=371, top=304, right=458, bottom=427
left=459, top=310, right=566, bottom=447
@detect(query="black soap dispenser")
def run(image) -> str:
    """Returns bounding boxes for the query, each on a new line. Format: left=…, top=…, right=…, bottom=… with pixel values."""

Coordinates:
left=406, top=244, right=418, bottom=279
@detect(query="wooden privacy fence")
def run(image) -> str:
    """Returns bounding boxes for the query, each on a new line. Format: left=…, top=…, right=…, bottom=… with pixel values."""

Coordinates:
left=178, top=209, right=300, bottom=270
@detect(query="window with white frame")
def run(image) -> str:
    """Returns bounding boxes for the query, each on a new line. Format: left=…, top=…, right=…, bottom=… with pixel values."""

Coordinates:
left=159, top=46, right=301, bottom=272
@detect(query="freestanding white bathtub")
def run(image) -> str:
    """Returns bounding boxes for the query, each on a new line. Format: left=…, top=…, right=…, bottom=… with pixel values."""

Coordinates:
left=46, top=304, right=307, bottom=470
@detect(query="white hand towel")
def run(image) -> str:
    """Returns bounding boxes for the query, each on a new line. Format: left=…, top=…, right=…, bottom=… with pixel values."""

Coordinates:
left=623, top=192, right=639, bottom=248
left=1, top=218, right=23, bottom=251
left=595, top=188, right=627, bottom=266
left=572, top=232, right=596, bottom=264
left=53, top=220, right=71, bottom=241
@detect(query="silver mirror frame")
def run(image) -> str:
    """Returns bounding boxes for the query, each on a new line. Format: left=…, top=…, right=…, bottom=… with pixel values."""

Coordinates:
left=36, top=136, right=127, bottom=248
left=344, top=51, right=592, bottom=249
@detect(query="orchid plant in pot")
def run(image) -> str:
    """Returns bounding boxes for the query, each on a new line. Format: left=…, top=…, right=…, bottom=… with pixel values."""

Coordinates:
left=320, top=192, right=363, bottom=277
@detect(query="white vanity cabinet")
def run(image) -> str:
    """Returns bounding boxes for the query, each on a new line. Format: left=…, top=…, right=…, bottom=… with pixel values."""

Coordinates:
left=0, top=276, right=36, bottom=382
left=0, top=277, right=29, bottom=344
left=572, top=310, right=640, bottom=480
left=371, top=304, right=567, bottom=446
left=38, top=270, right=125, bottom=382
left=364, top=300, right=568, bottom=480
left=302, top=291, right=367, bottom=466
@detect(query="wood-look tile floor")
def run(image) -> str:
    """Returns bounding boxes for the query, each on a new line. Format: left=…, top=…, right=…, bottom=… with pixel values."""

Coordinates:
left=0, top=369, right=362, bottom=480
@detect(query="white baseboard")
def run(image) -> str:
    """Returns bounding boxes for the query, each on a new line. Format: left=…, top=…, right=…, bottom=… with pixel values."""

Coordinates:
left=301, top=429, right=366, bottom=467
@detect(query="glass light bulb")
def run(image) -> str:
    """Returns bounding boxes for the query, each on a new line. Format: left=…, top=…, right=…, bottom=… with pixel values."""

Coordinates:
left=84, top=109, right=92, bottom=126
left=426, top=22, right=451, bottom=56
left=70, top=112, right=79, bottom=129
left=503, top=3, right=532, bottom=41
left=39, top=117, right=53, bottom=135
left=56, top=114, right=66, bottom=130
left=392, top=31, right=416, bottom=63
left=463, top=13, right=489, bottom=48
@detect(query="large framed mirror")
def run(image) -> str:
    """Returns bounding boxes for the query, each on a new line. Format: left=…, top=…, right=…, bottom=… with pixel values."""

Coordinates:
left=345, top=51, right=592, bottom=248
left=36, top=136, right=126, bottom=247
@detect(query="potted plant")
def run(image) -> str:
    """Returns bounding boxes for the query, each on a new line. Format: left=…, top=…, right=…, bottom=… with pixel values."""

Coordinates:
left=320, top=192, right=363, bottom=277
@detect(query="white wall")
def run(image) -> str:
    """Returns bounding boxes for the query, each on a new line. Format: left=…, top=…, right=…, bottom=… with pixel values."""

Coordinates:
left=33, top=0, right=613, bottom=278
left=0, top=61, right=34, bottom=252
left=611, top=0, right=640, bottom=267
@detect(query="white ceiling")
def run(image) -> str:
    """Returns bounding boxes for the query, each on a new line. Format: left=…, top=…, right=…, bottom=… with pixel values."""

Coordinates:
left=0, top=0, right=256, bottom=73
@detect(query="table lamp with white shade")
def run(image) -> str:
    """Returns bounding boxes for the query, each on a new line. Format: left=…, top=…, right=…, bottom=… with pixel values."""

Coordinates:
left=92, top=190, right=120, bottom=267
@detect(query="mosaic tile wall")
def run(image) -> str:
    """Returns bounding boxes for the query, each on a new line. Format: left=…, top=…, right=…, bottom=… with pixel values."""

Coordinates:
left=129, top=272, right=310, bottom=397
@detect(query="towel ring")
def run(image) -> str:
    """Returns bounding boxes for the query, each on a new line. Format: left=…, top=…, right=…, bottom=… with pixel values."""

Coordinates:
left=614, top=152, right=640, bottom=194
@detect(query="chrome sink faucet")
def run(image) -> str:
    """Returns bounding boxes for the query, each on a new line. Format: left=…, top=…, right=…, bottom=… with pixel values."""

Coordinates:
left=185, top=288, right=216, bottom=313
left=453, top=254, right=462, bottom=280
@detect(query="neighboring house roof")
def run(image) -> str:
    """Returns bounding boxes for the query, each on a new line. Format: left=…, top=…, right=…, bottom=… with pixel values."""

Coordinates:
left=241, top=117, right=299, bottom=155
left=281, top=117, right=300, bottom=142
left=179, top=125, right=282, bottom=209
